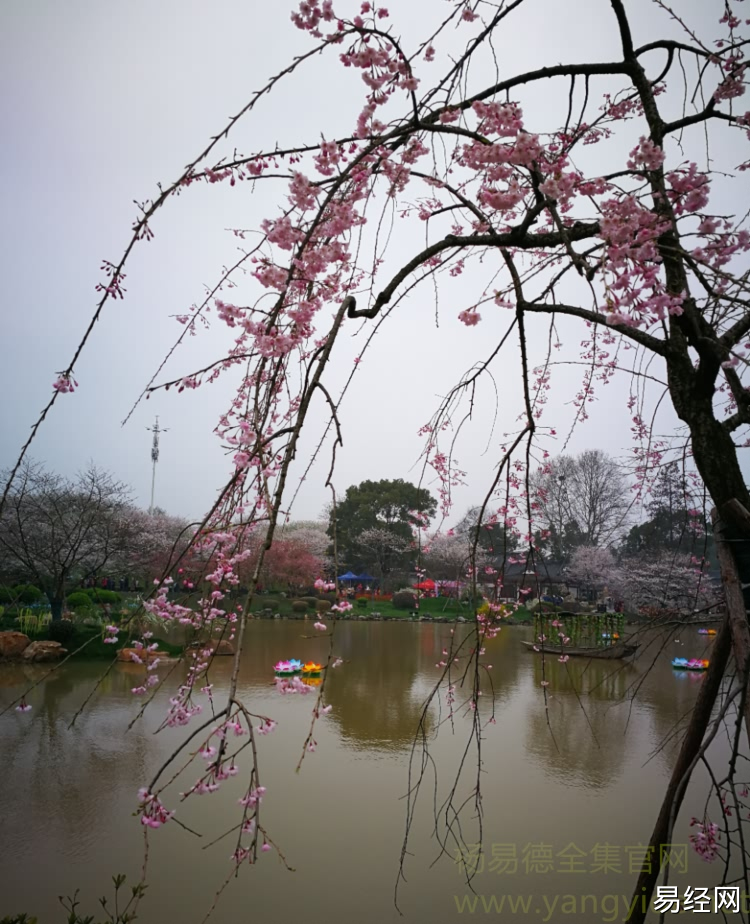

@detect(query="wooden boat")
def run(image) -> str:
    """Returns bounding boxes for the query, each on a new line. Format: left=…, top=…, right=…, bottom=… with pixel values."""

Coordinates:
left=521, top=640, right=639, bottom=660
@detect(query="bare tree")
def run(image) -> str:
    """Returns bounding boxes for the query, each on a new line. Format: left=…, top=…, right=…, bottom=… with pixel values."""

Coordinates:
left=531, top=451, right=630, bottom=557
left=0, top=461, right=140, bottom=620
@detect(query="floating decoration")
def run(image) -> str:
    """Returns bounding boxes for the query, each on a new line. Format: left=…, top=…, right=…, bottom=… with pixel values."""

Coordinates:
left=697, top=629, right=717, bottom=636
left=672, top=658, right=710, bottom=671
left=302, top=661, right=323, bottom=677
left=301, top=676, right=322, bottom=687
left=274, top=659, right=302, bottom=676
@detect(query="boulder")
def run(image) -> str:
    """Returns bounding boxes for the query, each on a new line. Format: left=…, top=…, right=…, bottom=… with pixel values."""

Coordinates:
left=117, top=647, right=162, bottom=663
left=22, top=640, right=67, bottom=662
left=186, top=639, right=233, bottom=655
left=0, top=631, right=31, bottom=659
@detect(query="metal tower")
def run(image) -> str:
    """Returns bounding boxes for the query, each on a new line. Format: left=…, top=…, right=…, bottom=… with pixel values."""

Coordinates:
left=147, top=417, right=168, bottom=514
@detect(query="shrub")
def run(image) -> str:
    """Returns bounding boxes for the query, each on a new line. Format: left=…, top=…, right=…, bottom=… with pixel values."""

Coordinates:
left=356, top=597, right=368, bottom=608
left=392, top=591, right=416, bottom=610
left=316, top=600, right=332, bottom=614
left=291, top=600, right=308, bottom=613
left=319, top=592, right=337, bottom=602
left=85, top=588, right=121, bottom=605
left=66, top=591, right=92, bottom=610
left=301, top=596, right=319, bottom=607
left=13, top=584, right=44, bottom=604
left=47, top=620, right=76, bottom=644
left=0, top=586, right=16, bottom=604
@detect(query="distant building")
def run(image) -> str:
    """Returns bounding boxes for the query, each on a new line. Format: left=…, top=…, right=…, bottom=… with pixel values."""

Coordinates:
left=491, top=556, right=606, bottom=604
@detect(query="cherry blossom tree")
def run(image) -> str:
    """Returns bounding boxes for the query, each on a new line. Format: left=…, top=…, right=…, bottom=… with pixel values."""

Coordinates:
left=238, top=533, right=325, bottom=592
left=277, top=520, right=332, bottom=565
left=3, top=0, right=750, bottom=918
left=616, top=550, right=720, bottom=616
left=124, top=509, right=196, bottom=585
left=564, top=544, right=620, bottom=599
left=355, top=525, right=410, bottom=586
left=423, top=529, right=491, bottom=583
left=0, top=462, right=141, bottom=620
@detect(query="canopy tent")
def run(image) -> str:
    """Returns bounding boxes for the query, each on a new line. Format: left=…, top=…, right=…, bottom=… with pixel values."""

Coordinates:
left=356, top=572, right=377, bottom=583
left=414, top=579, right=436, bottom=590
left=338, top=571, right=359, bottom=582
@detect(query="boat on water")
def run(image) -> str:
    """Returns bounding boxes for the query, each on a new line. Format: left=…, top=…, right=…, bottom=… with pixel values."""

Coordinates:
left=274, top=659, right=303, bottom=676
left=302, top=661, right=323, bottom=677
left=520, top=640, right=639, bottom=660
left=672, top=658, right=710, bottom=671
left=697, top=629, right=717, bottom=636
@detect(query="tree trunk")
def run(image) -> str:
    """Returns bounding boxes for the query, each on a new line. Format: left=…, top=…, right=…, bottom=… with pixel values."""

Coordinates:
left=626, top=611, right=732, bottom=924
left=48, top=595, right=63, bottom=622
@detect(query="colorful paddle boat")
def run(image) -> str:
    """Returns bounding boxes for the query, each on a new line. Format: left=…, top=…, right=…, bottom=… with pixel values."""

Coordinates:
left=672, top=658, right=710, bottom=671
left=302, top=661, right=323, bottom=678
left=697, top=629, right=717, bottom=636
left=274, top=659, right=303, bottom=676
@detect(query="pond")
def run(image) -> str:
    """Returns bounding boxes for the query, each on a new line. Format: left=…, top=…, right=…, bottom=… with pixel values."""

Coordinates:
left=0, top=621, right=734, bottom=923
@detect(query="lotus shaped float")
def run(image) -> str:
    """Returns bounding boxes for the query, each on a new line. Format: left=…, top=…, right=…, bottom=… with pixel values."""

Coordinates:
left=274, top=658, right=304, bottom=675
left=302, top=661, right=323, bottom=676
left=672, top=657, right=710, bottom=671
left=274, top=660, right=296, bottom=676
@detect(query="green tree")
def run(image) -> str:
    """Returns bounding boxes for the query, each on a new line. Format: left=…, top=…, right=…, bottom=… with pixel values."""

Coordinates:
left=329, top=479, right=437, bottom=573
left=622, top=463, right=714, bottom=559
left=454, top=506, right=520, bottom=557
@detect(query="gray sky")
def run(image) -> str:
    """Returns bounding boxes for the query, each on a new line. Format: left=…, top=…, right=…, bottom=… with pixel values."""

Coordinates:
left=2, top=0, right=747, bottom=527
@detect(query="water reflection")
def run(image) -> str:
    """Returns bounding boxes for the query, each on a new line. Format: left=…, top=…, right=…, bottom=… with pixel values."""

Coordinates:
left=0, top=622, right=738, bottom=924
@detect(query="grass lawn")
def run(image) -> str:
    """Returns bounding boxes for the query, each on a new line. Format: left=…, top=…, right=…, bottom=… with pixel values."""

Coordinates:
left=247, top=595, right=535, bottom=623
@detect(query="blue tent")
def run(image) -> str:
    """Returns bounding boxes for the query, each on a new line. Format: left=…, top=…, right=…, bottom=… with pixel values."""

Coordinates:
left=356, top=573, right=377, bottom=583
left=338, top=571, right=359, bottom=582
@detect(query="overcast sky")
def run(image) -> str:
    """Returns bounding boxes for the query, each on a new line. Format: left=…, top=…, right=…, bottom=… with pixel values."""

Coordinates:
left=2, top=0, right=746, bottom=528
